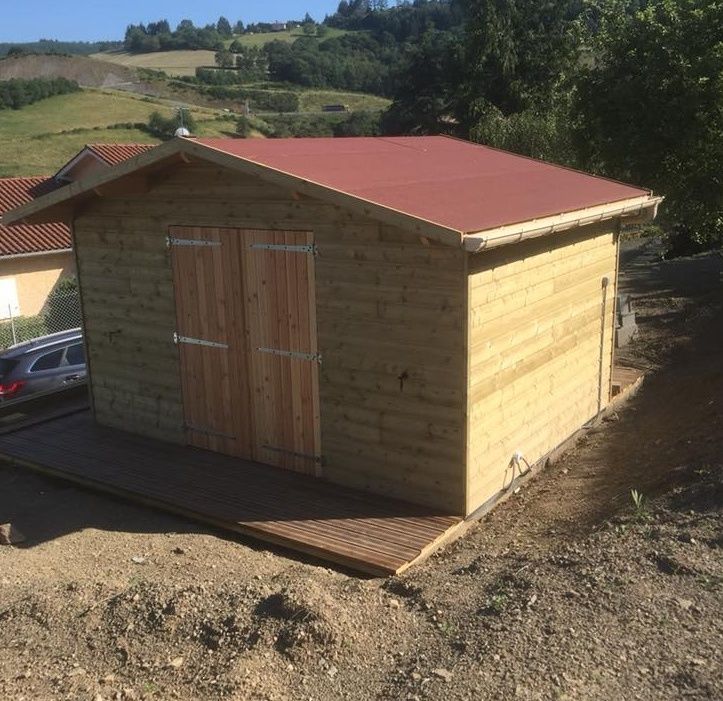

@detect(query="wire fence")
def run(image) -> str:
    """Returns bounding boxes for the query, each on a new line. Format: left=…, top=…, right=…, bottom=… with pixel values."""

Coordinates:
left=0, top=290, right=82, bottom=350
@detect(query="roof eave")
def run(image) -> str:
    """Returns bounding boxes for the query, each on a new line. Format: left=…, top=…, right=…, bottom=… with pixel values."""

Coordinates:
left=462, top=194, right=662, bottom=253
left=0, top=247, right=73, bottom=260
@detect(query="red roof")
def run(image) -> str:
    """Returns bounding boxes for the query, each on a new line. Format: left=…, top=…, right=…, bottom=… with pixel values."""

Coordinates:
left=86, top=143, right=155, bottom=166
left=0, top=177, right=70, bottom=256
left=197, top=136, right=651, bottom=234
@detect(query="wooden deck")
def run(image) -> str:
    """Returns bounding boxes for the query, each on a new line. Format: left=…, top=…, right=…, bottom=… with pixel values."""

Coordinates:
left=611, top=365, right=645, bottom=399
left=0, top=411, right=461, bottom=576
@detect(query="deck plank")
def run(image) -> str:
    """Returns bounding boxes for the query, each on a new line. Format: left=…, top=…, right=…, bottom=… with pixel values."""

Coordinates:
left=0, top=411, right=461, bottom=575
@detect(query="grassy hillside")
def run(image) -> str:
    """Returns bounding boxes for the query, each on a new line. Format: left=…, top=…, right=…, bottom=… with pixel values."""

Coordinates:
left=297, top=90, right=390, bottom=113
left=91, top=49, right=217, bottom=77
left=91, top=29, right=349, bottom=77
left=227, top=28, right=348, bottom=47
left=0, top=88, right=233, bottom=176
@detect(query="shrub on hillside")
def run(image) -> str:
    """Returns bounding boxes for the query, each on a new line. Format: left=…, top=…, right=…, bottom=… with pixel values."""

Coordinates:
left=146, top=110, right=197, bottom=139
left=0, top=77, right=80, bottom=110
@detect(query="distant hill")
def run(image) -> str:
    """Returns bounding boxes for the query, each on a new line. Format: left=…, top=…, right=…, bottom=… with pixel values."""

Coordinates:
left=0, top=40, right=122, bottom=57
left=0, top=54, right=138, bottom=88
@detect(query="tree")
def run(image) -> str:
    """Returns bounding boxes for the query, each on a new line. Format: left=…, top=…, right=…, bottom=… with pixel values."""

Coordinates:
left=459, top=0, right=580, bottom=121
left=217, top=16, right=233, bottom=37
left=234, top=20, right=245, bottom=34
left=574, top=0, right=723, bottom=252
left=382, top=30, right=463, bottom=134
left=214, top=50, right=234, bottom=68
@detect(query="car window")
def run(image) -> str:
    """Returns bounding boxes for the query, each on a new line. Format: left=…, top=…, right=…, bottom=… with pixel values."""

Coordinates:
left=30, top=348, right=64, bottom=372
left=66, top=343, right=85, bottom=366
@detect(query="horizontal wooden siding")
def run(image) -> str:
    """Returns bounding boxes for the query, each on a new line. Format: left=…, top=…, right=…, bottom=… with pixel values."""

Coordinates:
left=465, top=222, right=619, bottom=514
left=73, top=162, right=467, bottom=513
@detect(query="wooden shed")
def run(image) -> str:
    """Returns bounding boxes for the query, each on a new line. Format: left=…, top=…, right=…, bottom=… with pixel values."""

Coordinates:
left=3, top=136, right=660, bottom=519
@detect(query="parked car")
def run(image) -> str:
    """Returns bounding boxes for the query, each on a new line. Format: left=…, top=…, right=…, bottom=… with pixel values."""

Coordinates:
left=0, top=328, right=86, bottom=401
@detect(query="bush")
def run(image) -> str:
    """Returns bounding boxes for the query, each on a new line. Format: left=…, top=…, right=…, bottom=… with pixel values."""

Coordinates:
left=0, top=77, right=80, bottom=110
left=236, top=110, right=383, bottom=138
left=44, top=278, right=81, bottom=334
left=332, top=111, right=381, bottom=137
left=146, top=109, right=198, bottom=139
left=197, top=84, right=299, bottom=112
left=236, top=115, right=274, bottom=137
left=0, top=315, right=47, bottom=349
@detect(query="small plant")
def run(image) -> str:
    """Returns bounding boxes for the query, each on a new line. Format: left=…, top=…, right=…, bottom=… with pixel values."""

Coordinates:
left=630, top=489, right=650, bottom=522
left=486, top=592, right=509, bottom=615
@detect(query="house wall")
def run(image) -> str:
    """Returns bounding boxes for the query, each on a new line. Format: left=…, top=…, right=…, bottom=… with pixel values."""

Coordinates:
left=465, top=222, right=619, bottom=515
left=0, top=251, right=75, bottom=317
left=73, top=162, right=468, bottom=513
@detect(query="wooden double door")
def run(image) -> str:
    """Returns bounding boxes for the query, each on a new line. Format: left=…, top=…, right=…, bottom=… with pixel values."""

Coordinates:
left=169, top=226, right=321, bottom=475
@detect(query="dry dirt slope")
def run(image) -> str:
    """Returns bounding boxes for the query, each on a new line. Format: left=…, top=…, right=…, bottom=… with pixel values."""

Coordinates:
left=0, top=54, right=138, bottom=88
left=0, top=241, right=721, bottom=701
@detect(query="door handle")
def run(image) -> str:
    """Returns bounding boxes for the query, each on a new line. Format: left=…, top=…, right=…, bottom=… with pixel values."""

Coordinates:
left=63, top=374, right=81, bottom=383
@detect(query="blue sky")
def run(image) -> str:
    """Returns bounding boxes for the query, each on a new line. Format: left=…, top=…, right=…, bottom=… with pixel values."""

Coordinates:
left=1, top=1, right=341, bottom=43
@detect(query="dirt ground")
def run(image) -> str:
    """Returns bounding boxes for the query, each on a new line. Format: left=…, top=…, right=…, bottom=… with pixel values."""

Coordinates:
left=1, top=238, right=721, bottom=701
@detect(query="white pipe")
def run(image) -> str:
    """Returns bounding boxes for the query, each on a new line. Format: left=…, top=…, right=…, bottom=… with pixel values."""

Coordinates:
left=463, top=196, right=663, bottom=253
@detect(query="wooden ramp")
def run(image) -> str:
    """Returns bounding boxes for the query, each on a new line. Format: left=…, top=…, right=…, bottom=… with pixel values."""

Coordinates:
left=0, top=411, right=461, bottom=576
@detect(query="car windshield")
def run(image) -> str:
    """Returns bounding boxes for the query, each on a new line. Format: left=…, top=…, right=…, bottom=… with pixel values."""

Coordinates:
left=0, top=358, right=18, bottom=378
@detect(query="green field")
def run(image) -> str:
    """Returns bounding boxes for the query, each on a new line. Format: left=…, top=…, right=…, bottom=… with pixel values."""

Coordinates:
left=297, top=90, right=390, bottom=113
left=91, top=49, right=217, bottom=77
left=227, top=27, right=348, bottom=47
left=0, top=89, right=233, bottom=176
left=91, top=29, right=348, bottom=77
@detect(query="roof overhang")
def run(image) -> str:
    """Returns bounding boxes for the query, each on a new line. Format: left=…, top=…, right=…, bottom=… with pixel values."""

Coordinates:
left=462, top=194, right=662, bottom=252
left=2, top=137, right=661, bottom=253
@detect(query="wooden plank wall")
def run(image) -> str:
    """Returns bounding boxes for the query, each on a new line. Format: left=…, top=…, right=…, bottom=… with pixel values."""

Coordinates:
left=73, top=162, right=468, bottom=513
left=465, top=222, right=619, bottom=514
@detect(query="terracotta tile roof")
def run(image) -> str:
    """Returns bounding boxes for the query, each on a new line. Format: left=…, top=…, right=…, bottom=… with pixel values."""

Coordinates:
left=86, top=143, right=155, bottom=166
left=0, top=177, right=70, bottom=256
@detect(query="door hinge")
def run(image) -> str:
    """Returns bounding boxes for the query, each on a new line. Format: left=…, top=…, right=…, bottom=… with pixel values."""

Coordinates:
left=185, top=423, right=236, bottom=440
left=261, top=444, right=323, bottom=463
left=249, top=243, right=316, bottom=255
left=167, top=236, right=222, bottom=249
left=174, top=332, right=228, bottom=349
left=256, top=347, right=321, bottom=363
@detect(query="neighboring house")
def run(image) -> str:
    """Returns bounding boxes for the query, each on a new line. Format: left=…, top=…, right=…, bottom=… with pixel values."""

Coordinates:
left=3, top=136, right=661, bottom=518
left=0, top=176, right=71, bottom=318
left=54, top=143, right=155, bottom=183
left=0, top=143, right=154, bottom=320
